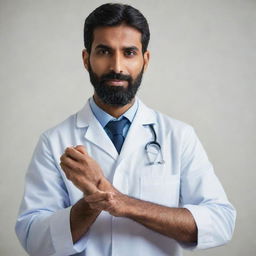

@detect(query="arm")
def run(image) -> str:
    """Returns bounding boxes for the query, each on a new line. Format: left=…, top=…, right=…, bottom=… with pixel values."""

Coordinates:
left=70, top=198, right=100, bottom=243
left=179, top=126, right=236, bottom=249
left=61, top=125, right=236, bottom=250
left=15, top=135, right=91, bottom=256
left=60, top=146, right=114, bottom=243
left=125, top=197, right=197, bottom=243
left=61, top=146, right=197, bottom=245
left=84, top=185, right=197, bottom=243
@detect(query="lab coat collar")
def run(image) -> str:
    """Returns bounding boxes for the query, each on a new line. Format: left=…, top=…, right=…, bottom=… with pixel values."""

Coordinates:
left=117, top=97, right=157, bottom=164
left=76, top=96, right=155, bottom=127
left=76, top=99, right=118, bottom=159
left=76, top=97, right=156, bottom=160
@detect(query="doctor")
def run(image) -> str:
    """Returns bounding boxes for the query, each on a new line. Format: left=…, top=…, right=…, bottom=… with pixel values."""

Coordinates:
left=15, top=3, right=236, bottom=256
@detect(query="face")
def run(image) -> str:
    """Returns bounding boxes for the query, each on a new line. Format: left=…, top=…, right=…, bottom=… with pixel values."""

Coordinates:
left=83, top=24, right=150, bottom=106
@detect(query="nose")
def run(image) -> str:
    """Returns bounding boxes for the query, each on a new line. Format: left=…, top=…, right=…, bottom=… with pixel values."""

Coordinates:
left=109, top=52, right=124, bottom=74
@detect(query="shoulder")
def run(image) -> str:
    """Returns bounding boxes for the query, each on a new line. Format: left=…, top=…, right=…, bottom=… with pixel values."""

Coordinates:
left=157, top=111, right=197, bottom=146
left=138, top=98, right=195, bottom=140
left=146, top=104, right=194, bottom=136
left=41, top=112, right=78, bottom=142
left=157, top=110, right=191, bottom=130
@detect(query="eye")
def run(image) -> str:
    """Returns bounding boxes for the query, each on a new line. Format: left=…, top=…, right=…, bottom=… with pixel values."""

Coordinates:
left=124, top=50, right=137, bottom=57
left=97, top=49, right=110, bottom=55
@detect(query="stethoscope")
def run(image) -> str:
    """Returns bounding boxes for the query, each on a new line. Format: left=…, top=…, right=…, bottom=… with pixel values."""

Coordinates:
left=144, top=124, right=165, bottom=165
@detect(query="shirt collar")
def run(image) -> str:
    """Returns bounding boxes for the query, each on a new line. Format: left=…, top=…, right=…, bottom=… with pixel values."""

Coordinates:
left=89, top=96, right=139, bottom=128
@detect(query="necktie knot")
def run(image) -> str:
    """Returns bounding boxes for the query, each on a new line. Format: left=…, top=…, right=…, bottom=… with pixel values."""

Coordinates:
left=105, top=117, right=129, bottom=153
left=106, top=117, right=128, bottom=136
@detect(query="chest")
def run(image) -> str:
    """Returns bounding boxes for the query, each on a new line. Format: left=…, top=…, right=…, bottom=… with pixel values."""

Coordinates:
left=56, top=129, right=182, bottom=208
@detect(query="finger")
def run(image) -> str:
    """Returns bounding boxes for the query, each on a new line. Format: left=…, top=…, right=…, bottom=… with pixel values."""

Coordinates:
left=106, top=192, right=115, bottom=201
left=74, top=145, right=87, bottom=155
left=85, top=191, right=109, bottom=203
left=60, top=161, right=68, bottom=172
left=60, top=162, right=71, bottom=179
left=65, top=147, right=85, bottom=161
left=88, top=201, right=110, bottom=211
left=60, top=153, right=72, bottom=163
left=60, top=153, right=79, bottom=169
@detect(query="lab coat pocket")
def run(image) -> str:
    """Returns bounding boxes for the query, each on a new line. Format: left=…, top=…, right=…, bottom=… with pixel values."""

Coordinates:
left=140, top=174, right=180, bottom=207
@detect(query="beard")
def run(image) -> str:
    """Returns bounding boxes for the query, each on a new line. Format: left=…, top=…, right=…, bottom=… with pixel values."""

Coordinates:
left=88, top=62, right=144, bottom=107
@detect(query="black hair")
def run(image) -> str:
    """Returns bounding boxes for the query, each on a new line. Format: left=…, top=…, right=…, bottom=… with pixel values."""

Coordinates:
left=84, top=3, right=150, bottom=54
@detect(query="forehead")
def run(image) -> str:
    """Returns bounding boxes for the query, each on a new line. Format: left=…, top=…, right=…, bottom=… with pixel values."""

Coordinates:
left=91, top=24, right=142, bottom=50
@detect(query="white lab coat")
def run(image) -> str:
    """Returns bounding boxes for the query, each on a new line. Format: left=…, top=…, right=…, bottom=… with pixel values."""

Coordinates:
left=15, top=97, right=236, bottom=256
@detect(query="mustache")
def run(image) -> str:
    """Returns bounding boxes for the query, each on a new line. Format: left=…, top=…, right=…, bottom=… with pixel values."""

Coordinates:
left=100, top=71, right=131, bottom=82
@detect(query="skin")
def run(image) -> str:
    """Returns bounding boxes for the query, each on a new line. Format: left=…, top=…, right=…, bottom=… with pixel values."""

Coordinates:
left=82, top=23, right=149, bottom=118
left=60, top=24, right=197, bottom=244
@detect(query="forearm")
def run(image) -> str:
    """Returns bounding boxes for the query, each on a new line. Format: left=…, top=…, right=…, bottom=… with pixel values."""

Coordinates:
left=124, top=196, right=198, bottom=243
left=70, top=197, right=101, bottom=243
left=60, top=147, right=118, bottom=243
left=69, top=176, right=116, bottom=244
left=84, top=178, right=197, bottom=243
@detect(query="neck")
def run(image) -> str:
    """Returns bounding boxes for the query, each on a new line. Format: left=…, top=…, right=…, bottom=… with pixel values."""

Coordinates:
left=93, top=94, right=135, bottom=118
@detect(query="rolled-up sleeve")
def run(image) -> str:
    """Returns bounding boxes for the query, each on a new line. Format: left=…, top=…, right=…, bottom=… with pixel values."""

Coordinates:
left=15, top=133, right=88, bottom=256
left=180, top=126, right=236, bottom=250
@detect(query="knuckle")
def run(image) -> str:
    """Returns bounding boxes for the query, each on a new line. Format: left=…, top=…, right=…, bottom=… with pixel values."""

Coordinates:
left=79, top=157, right=86, bottom=165
left=61, top=155, right=68, bottom=163
left=77, top=165, right=84, bottom=172
left=65, top=147, right=72, bottom=155
left=66, top=157, right=73, bottom=166
left=60, top=162, right=66, bottom=170
left=73, top=165, right=80, bottom=172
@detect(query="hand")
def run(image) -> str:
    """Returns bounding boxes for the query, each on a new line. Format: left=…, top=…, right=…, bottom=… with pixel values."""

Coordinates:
left=84, top=190, right=131, bottom=217
left=60, top=145, right=104, bottom=194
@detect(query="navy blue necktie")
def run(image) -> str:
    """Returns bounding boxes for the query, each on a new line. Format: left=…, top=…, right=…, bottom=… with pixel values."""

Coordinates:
left=105, top=117, right=129, bottom=153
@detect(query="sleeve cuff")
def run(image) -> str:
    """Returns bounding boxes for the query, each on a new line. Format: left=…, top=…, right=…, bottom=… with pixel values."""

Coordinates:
left=182, top=204, right=214, bottom=250
left=49, top=206, right=89, bottom=255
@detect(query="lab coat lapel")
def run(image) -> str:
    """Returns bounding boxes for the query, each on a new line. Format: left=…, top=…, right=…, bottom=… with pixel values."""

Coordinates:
left=76, top=101, right=118, bottom=160
left=117, top=99, right=157, bottom=164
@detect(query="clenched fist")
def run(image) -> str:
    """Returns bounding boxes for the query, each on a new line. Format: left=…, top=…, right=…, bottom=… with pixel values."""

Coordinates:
left=60, top=145, right=104, bottom=195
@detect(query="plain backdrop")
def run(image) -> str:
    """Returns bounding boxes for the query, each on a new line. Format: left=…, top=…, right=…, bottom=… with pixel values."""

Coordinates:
left=1, top=0, right=255, bottom=255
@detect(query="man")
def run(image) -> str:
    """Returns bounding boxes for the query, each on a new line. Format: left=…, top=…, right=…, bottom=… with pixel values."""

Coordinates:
left=15, top=3, right=236, bottom=256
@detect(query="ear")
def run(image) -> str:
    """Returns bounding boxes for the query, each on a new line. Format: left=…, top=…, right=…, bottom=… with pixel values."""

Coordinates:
left=143, top=50, right=150, bottom=71
left=82, top=49, right=89, bottom=70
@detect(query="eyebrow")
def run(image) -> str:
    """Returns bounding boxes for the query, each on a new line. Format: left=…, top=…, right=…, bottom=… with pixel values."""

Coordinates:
left=95, top=44, right=140, bottom=52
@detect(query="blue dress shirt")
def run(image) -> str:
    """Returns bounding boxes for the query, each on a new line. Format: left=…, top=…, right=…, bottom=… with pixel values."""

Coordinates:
left=89, top=96, right=138, bottom=141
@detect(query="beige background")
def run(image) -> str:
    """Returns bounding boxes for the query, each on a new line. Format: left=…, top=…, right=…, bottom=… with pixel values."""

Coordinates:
left=1, top=0, right=255, bottom=255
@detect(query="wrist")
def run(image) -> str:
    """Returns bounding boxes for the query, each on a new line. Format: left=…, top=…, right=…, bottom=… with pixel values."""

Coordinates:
left=120, top=194, right=134, bottom=217
left=82, top=182, right=99, bottom=196
left=72, top=197, right=100, bottom=217
left=122, top=196, right=142, bottom=218
left=98, top=177, right=114, bottom=192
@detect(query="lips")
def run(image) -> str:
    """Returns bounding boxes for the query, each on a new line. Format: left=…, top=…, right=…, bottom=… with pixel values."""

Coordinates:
left=105, top=79, right=128, bottom=86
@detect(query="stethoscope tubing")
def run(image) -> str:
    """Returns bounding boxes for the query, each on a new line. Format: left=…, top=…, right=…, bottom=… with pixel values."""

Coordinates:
left=144, top=124, right=165, bottom=165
